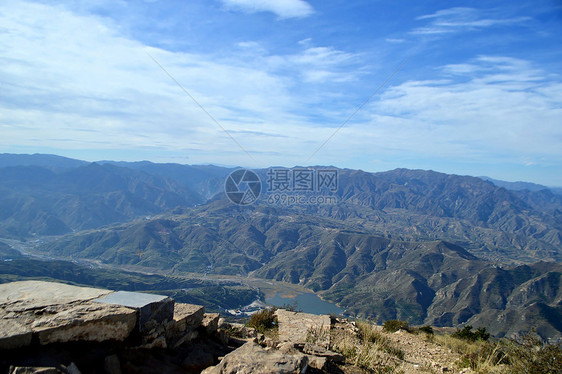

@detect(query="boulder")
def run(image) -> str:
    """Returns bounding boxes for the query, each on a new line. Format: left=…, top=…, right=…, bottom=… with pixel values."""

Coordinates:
left=173, top=303, right=205, bottom=331
left=306, top=355, right=328, bottom=371
left=202, top=340, right=308, bottom=374
left=202, top=313, right=220, bottom=334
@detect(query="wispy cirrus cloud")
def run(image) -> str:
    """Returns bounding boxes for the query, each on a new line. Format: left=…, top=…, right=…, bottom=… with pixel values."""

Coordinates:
left=0, top=0, right=362, bottom=167
left=412, top=7, right=530, bottom=35
left=344, top=56, right=562, bottom=166
left=220, top=0, right=314, bottom=19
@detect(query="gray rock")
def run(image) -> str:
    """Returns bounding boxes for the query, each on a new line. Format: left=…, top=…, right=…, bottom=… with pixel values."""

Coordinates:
left=202, top=340, right=308, bottom=374
left=303, top=343, right=345, bottom=363
left=277, top=341, right=299, bottom=354
left=165, top=303, right=204, bottom=346
left=0, top=281, right=112, bottom=312
left=171, top=328, right=199, bottom=348
left=276, top=310, right=331, bottom=347
left=0, top=319, right=32, bottom=349
left=94, top=291, right=174, bottom=332
left=31, top=302, right=137, bottom=345
left=202, top=313, right=220, bottom=334
left=173, top=303, right=205, bottom=331
left=306, top=355, right=328, bottom=370
left=0, top=281, right=137, bottom=345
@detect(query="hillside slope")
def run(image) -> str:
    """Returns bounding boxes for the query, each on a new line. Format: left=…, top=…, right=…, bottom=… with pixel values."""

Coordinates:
left=38, top=203, right=562, bottom=339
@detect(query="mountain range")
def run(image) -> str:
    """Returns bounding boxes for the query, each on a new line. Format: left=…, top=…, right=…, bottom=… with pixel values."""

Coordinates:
left=0, top=153, right=561, bottom=339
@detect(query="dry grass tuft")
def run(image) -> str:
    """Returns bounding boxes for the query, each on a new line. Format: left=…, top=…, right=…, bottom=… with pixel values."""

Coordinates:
left=435, top=333, right=562, bottom=373
left=329, top=320, right=404, bottom=373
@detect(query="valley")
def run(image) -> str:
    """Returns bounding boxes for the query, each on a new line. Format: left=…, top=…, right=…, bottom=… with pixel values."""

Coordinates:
left=1, top=154, right=561, bottom=341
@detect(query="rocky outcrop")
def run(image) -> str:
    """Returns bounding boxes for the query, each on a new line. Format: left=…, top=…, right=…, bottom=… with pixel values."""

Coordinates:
left=0, top=281, right=137, bottom=347
left=0, top=281, right=229, bottom=373
left=276, top=309, right=331, bottom=348
left=202, top=340, right=309, bottom=374
left=2, top=280, right=473, bottom=373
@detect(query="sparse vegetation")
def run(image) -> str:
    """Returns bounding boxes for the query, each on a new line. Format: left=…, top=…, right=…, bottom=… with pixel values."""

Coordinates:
left=330, top=320, right=404, bottom=373
left=305, top=324, right=330, bottom=345
left=281, top=300, right=301, bottom=312
left=247, top=307, right=277, bottom=334
left=383, top=319, right=410, bottom=333
left=419, top=325, right=434, bottom=335
left=436, top=331, right=562, bottom=373
left=453, top=325, right=490, bottom=342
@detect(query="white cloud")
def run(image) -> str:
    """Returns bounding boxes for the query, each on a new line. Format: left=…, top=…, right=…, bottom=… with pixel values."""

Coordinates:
left=2, top=0, right=561, bottom=184
left=0, top=1, right=360, bottom=167
left=339, top=56, right=562, bottom=164
left=412, top=7, right=530, bottom=35
left=221, top=0, right=313, bottom=19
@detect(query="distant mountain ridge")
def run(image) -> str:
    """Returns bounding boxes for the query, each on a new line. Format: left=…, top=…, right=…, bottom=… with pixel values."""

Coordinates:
left=2, top=153, right=562, bottom=339
left=480, top=176, right=556, bottom=192
left=0, top=153, right=88, bottom=171
left=0, top=162, right=206, bottom=237
left=1, top=154, right=562, bottom=262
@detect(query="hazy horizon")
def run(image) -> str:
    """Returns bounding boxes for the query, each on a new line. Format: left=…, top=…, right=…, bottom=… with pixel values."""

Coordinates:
left=1, top=1, right=561, bottom=185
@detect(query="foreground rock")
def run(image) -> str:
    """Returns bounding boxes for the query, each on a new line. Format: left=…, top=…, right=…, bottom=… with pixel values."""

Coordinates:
left=0, top=281, right=233, bottom=373
left=1, top=280, right=472, bottom=373
left=202, top=340, right=308, bottom=374
left=94, top=291, right=173, bottom=332
left=0, top=281, right=136, bottom=347
left=276, top=309, right=331, bottom=348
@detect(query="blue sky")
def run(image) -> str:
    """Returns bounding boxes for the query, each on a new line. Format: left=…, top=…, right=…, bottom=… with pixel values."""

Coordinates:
left=1, top=0, right=561, bottom=185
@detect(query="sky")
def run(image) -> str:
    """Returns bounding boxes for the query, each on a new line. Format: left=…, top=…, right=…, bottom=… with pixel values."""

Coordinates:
left=1, top=0, right=561, bottom=185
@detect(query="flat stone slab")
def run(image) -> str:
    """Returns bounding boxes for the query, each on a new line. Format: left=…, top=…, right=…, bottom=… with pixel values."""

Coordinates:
left=31, top=302, right=137, bottom=344
left=0, top=281, right=112, bottom=312
left=276, top=310, right=332, bottom=347
left=94, top=291, right=174, bottom=331
left=94, top=291, right=168, bottom=309
left=0, top=281, right=138, bottom=346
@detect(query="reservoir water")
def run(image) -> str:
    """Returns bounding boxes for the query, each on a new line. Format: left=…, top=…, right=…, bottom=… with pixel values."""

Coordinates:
left=266, top=292, right=344, bottom=315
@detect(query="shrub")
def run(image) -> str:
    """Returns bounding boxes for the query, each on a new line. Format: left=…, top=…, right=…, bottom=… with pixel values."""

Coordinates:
left=419, top=325, right=434, bottom=335
left=453, top=325, right=490, bottom=342
left=382, top=319, right=410, bottom=333
left=248, top=307, right=277, bottom=333
left=281, top=300, right=301, bottom=312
